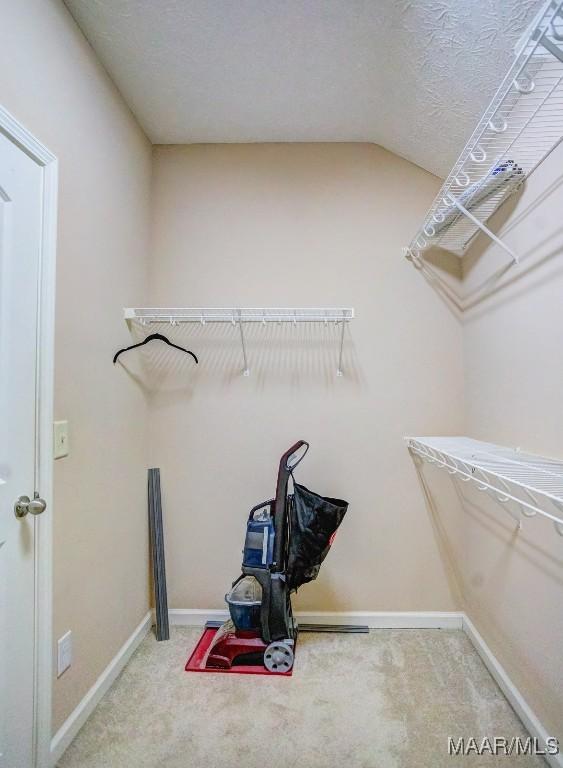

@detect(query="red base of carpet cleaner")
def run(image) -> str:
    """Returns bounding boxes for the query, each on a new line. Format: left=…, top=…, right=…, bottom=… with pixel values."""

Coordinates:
left=185, top=626, right=293, bottom=676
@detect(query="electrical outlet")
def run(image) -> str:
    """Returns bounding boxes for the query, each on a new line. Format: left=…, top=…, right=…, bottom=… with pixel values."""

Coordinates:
left=53, top=420, right=69, bottom=459
left=57, top=630, right=72, bottom=677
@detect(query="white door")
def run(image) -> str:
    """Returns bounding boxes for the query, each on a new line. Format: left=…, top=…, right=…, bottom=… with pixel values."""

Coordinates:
left=0, top=129, right=46, bottom=768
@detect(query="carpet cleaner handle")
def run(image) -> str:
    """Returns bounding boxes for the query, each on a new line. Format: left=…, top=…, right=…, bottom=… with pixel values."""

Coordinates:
left=272, top=441, right=309, bottom=571
left=282, top=440, right=309, bottom=472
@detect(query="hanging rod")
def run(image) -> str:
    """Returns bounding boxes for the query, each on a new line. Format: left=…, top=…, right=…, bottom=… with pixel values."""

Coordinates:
left=407, top=436, right=563, bottom=538
left=124, top=307, right=354, bottom=377
left=404, top=0, right=563, bottom=265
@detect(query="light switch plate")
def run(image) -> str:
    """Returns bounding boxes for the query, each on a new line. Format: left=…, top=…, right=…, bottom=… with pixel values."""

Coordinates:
left=57, top=630, right=72, bottom=677
left=53, top=420, right=69, bottom=459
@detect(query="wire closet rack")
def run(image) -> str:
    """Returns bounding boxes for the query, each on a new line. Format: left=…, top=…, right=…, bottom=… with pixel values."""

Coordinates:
left=407, top=436, right=563, bottom=538
left=124, top=307, right=355, bottom=376
left=404, top=0, right=563, bottom=266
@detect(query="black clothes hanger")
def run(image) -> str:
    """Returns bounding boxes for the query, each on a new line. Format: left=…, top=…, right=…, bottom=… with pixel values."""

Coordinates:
left=113, top=333, right=198, bottom=365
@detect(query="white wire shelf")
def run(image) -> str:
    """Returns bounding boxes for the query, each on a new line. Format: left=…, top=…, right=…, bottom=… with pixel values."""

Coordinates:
left=404, top=0, right=563, bottom=264
left=407, top=436, right=563, bottom=538
left=124, top=307, right=354, bottom=376
left=124, top=308, right=354, bottom=324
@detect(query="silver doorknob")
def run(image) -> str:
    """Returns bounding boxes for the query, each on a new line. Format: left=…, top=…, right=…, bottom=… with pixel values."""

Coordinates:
left=14, top=494, right=47, bottom=519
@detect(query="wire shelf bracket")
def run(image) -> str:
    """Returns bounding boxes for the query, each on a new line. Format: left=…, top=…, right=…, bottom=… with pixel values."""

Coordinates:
left=124, top=307, right=355, bottom=377
left=407, top=436, right=563, bottom=538
left=447, top=195, right=519, bottom=264
left=404, top=0, right=563, bottom=265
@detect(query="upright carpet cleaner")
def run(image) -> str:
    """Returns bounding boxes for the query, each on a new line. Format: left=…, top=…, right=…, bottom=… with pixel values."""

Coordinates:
left=189, top=441, right=348, bottom=674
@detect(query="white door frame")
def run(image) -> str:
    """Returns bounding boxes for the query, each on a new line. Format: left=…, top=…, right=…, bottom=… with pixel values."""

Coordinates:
left=0, top=105, right=57, bottom=768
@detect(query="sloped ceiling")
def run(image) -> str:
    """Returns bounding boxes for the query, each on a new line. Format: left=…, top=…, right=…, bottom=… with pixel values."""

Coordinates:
left=64, top=0, right=540, bottom=177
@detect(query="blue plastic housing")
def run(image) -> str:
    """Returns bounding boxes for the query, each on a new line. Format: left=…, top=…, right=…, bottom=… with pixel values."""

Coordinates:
left=227, top=601, right=261, bottom=630
left=242, top=504, right=275, bottom=569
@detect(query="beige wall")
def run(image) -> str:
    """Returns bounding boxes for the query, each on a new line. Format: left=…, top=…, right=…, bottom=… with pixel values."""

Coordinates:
left=0, top=0, right=152, bottom=731
left=420, top=142, right=563, bottom=736
left=146, top=143, right=464, bottom=613
left=8, top=0, right=557, bottom=739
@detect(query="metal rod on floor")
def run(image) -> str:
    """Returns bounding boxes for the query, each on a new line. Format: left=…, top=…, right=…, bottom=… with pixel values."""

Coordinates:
left=204, top=620, right=369, bottom=633
left=299, top=624, right=369, bottom=634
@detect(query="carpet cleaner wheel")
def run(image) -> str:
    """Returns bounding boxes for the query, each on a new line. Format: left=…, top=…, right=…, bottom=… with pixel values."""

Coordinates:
left=264, top=641, right=294, bottom=673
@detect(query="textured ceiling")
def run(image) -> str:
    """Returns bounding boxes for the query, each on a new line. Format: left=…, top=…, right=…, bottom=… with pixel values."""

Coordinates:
left=64, top=0, right=540, bottom=177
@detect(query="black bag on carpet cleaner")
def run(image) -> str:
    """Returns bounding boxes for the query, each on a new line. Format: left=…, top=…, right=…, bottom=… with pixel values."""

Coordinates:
left=286, top=483, right=348, bottom=591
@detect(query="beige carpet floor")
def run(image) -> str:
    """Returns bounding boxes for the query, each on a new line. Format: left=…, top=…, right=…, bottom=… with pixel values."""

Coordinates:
left=57, top=627, right=545, bottom=768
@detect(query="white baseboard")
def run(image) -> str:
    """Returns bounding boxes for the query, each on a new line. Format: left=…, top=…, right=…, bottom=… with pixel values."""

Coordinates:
left=50, top=611, right=152, bottom=766
left=51, top=609, right=560, bottom=768
left=462, top=615, right=562, bottom=768
left=168, top=608, right=464, bottom=629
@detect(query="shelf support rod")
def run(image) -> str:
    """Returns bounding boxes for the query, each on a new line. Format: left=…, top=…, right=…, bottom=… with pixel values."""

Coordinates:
left=336, top=318, right=346, bottom=377
left=539, top=32, right=563, bottom=63
left=237, top=312, right=250, bottom=376
left=446, top=194, right=519, bottom=264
